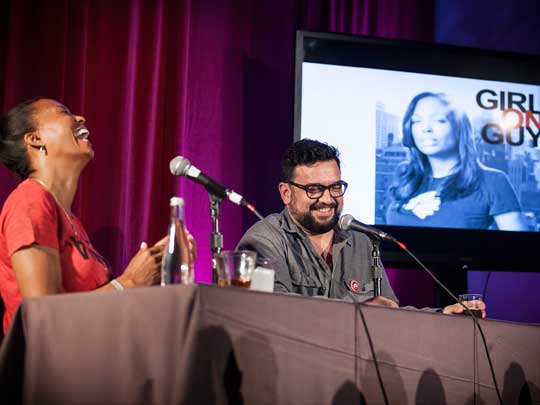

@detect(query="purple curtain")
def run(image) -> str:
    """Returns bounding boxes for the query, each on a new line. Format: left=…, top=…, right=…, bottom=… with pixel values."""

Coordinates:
left=0, top=0, right=434, bottom=284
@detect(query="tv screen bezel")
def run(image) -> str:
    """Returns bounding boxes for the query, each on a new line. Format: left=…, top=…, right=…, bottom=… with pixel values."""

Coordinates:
left=294, top=30, right=540, bottom=272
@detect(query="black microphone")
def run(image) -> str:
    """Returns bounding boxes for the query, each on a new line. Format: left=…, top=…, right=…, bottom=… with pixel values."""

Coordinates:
left=338, top=214, right=397, bottom=243
left=169, top=155, right=251, bottom=208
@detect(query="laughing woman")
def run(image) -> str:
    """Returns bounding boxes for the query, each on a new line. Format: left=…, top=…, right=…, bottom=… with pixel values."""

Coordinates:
left=386, top=92, right=528, bottom=231
left=0, top=98, right=172, bottom=334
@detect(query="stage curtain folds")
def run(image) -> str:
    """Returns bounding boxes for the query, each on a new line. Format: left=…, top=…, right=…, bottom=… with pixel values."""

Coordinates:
left=0, top=0, right=434, bottom=282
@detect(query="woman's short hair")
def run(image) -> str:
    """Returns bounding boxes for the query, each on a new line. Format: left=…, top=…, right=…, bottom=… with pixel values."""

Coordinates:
left=390, top=92, right=480, bottom=204
left=0, top=98, right=40, bottom=179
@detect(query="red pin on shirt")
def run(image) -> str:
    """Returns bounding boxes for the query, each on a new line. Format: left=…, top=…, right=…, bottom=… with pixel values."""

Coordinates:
left=349, top=279, right=361, bottom=293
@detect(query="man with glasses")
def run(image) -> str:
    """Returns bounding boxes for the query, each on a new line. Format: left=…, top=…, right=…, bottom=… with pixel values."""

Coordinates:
left=237, top=139, right=398, bottom=305
left=238, top=139, right=487, bottom=316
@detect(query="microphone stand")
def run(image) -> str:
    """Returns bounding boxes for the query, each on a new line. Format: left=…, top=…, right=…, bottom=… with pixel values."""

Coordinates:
left=209, top=193, right=223, bottom=284
left=371, top=239, right=383, bottom=297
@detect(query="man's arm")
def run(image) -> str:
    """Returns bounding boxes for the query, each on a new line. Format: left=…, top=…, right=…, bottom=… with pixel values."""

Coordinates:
left=237, top=221, right=292, bottom=293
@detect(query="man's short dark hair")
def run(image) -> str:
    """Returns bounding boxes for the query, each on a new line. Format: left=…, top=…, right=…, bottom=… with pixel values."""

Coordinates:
left=281, top=139, right=341, bottom=182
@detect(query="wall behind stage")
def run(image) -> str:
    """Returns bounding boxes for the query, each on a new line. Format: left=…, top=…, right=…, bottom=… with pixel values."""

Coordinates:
left=435, top=0, right=540, bottom=323
left=2, top=0, right=538, bottom=322
left=0, top=0, right=432, bottom=281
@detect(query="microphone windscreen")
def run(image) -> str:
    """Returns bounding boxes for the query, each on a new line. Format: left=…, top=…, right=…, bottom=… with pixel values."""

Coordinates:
left=338, top=214, right=354, bottom=231
left=169, top=156, right=191, bottom=176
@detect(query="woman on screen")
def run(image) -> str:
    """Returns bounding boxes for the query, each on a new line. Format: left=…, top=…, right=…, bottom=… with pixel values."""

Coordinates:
left=386, top=92, right=527, bottom=231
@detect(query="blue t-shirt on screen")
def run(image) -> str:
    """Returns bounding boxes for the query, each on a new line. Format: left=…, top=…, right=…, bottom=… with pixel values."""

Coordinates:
left=386, top=167, right=521, bottom=230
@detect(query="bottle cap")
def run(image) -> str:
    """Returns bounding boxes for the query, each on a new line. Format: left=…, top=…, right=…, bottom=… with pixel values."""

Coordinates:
left=170, top=196, right=184, bottom=207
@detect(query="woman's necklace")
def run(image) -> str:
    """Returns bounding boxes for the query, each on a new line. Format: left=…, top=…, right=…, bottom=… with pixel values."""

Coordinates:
left=29, top=177, right=79, bottom=237
left=29, top=177, right=111, bottom=275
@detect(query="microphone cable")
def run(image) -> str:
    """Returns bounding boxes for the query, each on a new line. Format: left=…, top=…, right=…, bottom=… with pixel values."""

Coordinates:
left=251, top=214, right=391, bottom=404
left=343, top=283, right=390, bottom=405
left=248, top=205, right=264, bottom=221
left=481, top=271, right=492, bottom=300
left=248, top=212, right=503, bottom=404
left=394, top=241, right=503, bottom=405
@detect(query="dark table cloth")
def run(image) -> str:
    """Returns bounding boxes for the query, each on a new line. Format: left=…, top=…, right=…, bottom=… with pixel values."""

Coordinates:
left=0, top=284, right=539, bottom=404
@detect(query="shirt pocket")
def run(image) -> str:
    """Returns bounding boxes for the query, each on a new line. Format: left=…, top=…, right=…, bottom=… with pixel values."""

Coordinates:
left=290, top=270, right=324, bottom=297
left=346, top=279, right=375, bottom=302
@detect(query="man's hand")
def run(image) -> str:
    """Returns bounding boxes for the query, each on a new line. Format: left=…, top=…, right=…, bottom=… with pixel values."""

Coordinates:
left=443, top=300, right=486, bottom=318
left=403, top=191, right=441, bottom=220
left=364, top=296, right=399, bottom=308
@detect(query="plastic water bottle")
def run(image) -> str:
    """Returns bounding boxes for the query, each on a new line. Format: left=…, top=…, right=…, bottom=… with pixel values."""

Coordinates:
left=161, top=197, right=193, bottom=285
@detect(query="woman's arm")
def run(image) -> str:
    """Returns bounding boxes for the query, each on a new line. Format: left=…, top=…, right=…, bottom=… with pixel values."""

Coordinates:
left=10, top=230, right=198, bottom=296
left=10, top=244, right=149, bottom=297
left=11, top=245, right=64, bottom=296
left=11, top=238, right=167, bottom=297
left=494, top=211, right=528, bottom=231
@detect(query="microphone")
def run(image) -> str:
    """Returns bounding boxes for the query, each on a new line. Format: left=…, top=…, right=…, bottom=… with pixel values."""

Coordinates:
left=169, top=155, right=247, bottom=206
left=169, top=156, right=262, bottom=218
left=338, top=214, right=397, bottom=243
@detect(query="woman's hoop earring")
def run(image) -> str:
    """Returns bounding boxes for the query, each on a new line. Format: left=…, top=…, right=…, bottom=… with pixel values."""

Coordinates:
left=39, top=145, right=47, bottom=155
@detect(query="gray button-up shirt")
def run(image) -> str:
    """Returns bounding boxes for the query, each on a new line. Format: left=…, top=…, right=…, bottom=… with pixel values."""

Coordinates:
left=237, top=209, right=398, bottom=303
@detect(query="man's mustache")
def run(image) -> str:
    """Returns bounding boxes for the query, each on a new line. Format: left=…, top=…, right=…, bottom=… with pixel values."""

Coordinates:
left=310, top=202, right=338, bottom=210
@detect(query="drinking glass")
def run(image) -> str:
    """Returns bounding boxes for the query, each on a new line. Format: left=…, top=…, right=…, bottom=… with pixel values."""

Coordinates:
left=458, top=293, right=484, bottom=317
left=215, top=250, right=257, bottom=288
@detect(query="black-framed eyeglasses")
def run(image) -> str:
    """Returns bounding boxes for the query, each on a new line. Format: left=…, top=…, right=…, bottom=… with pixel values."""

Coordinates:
left=288, top=180, right=348, bottom=199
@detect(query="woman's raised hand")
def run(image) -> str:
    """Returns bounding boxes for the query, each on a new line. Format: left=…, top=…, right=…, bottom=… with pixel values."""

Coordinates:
left=115, top=228, right=197, bottom=289
left=117, top=237, right=167, bottom=288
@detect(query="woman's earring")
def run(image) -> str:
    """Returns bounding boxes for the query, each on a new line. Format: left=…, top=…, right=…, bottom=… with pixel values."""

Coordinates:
left=39, top=145, right=46, bottom=155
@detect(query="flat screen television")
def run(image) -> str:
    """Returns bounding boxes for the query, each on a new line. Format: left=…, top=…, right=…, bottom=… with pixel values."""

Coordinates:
left=294, top=30, right=540, bottom=272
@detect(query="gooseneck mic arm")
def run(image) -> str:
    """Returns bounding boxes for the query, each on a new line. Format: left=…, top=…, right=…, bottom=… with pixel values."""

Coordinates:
left=371, top=239, right=383, bottom=297
left=169, top=155, right=264, bottom=283
left=209, top=194, right=223, bottom=284
left=338, top=214, right=388, bottom=297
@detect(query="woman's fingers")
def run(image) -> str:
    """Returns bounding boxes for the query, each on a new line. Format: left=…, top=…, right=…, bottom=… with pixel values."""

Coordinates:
left=137, top=241, right=164, bottom=268
left=187, top=232, right=197, bottom=261
left=148, top=244, right=166, bottom=256
left=153, top=236, right=168, bottom=246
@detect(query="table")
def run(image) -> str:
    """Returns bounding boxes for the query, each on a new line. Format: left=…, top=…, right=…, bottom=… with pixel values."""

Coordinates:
left=1, top=284, right=539, bottom=404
